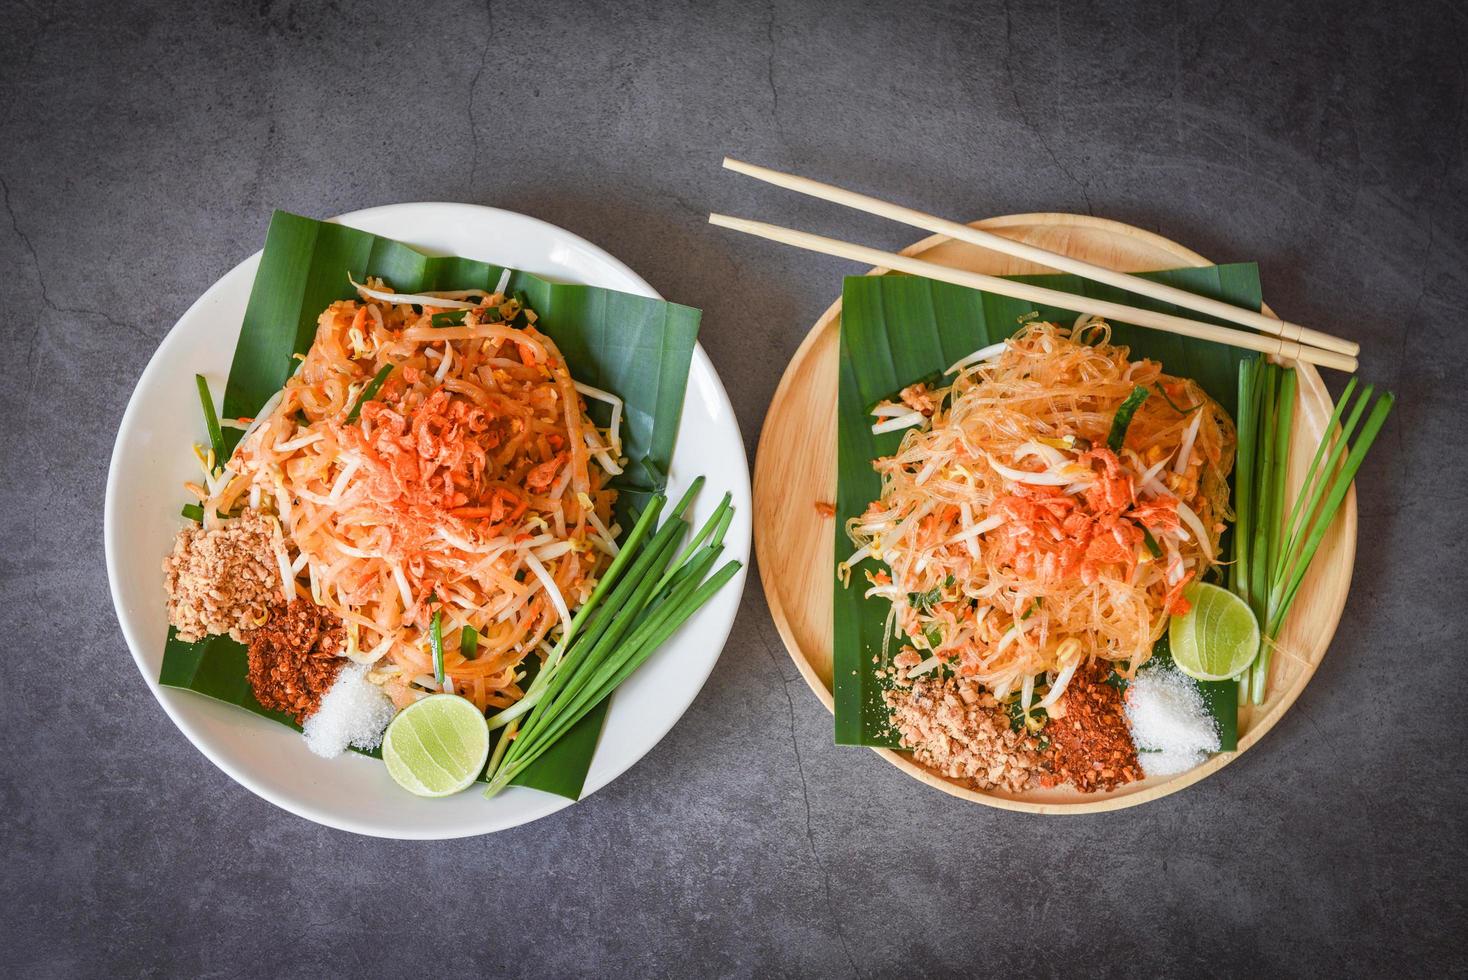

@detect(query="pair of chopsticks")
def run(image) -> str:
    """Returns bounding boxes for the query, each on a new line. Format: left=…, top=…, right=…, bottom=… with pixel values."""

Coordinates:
left=709, top=158, right=1359, bottom=373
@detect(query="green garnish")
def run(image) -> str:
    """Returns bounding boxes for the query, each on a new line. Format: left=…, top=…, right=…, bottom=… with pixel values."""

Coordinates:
left=195, top=374, right=227, bottom=470
left=923, top=626, right=943, bottom=650
left=510, top=290, right=533, bottom=327
left=181, top=503, right=204, bottom=522
left=431, top=310, right=466, bottom=327
left=1005, top=693, right=1048, bottom=734
left=907, top=589, right=937, bottom=610
left=346, top=363, right=394, bottom=423
left=1141, top=527, right=1163, bottom=558
left=1231, top=361, right=1393, bottom=703
left=1107, top=386, right=1150, bottom=452
left=907, top=575, right=955, bottom=612
left=429, top=594, right=445, bottom=685
left=1020, top=598, right=1043, bottom=620
left=482, top=479, right=741, bottom=798
left=1153, top=381, right=1200, bottom=415
left=460, top=625, right=479, bottom=661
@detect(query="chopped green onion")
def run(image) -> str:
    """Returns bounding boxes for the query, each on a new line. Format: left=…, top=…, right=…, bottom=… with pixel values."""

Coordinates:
left=181, top=503, right=204, bottom=522
left=346, top=363, right=394, bottom=423
left=1153, top=381, right=1200, bottom=415
left=1140, top=527, right=1162, bottom=559
left=460, top=625, right=479, bottom=661
left=195, top=374, right=227, bottom=470
left=429, top=595, right=445, bottom=685
left=1020, top=598, right=1042, bottom=620
left=431, top=310, right=466, bottom=327
left=1107, top=386, right=1150, bottom=452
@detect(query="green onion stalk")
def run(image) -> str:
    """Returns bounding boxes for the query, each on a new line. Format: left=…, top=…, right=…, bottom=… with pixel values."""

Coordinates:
left=482, top=479, right=741, bottom=797
left=1231, top=360, right=1392, bottom=703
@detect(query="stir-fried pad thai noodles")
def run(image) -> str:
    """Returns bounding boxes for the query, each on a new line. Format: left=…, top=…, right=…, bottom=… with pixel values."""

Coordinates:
left=845, top=319, right=1236, bottom=714
left=188, top=279, right=625, bottom=714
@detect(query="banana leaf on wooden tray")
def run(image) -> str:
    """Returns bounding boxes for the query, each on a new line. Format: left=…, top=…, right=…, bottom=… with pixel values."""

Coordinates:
left=834, top=264, right=1262, bottom=751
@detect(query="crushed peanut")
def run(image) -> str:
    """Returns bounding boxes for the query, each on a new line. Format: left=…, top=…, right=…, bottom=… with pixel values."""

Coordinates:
left=885, top=671, right=1043, bottom=793
left=162, top=511, right=281, bottom=642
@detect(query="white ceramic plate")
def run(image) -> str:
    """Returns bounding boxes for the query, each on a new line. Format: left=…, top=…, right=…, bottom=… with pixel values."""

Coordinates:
left=105, top=203, right=750, bottom=839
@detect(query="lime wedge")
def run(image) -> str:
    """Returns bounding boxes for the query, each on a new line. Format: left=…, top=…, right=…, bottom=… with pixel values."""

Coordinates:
left=1168, top=582, right=1260, bottom=682
left=382, top=694, right=490, bottom=798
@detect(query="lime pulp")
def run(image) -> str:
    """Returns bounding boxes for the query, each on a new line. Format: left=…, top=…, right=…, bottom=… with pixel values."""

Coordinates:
left=382, top=694, right=491, bottom=798
left=1168, top=582, right=1260, bottom=682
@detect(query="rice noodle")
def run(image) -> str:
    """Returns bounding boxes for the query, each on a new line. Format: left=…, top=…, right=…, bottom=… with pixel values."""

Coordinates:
left=222, top=288, right=618, bottom=712
left=845, top=320, right=1234, bottom=697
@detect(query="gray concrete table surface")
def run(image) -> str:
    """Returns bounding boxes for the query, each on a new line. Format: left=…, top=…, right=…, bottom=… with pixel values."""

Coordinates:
left=2, top=0, right=1462, bottom=976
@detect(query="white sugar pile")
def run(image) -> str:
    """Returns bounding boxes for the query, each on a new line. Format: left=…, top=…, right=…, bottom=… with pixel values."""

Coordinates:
left=1124, top=666, right=1221, bottom=778
left=302, top=664, right=395, bottom=759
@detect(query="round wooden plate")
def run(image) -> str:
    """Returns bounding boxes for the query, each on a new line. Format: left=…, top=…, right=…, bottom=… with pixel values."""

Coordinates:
left=754, top=213, right=1357, bottom=813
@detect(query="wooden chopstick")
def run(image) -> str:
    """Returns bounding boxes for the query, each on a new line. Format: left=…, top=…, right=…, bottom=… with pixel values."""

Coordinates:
left=709, top=213, right=1358, bottom=374
left=723, top=157, right=1360, bottom=359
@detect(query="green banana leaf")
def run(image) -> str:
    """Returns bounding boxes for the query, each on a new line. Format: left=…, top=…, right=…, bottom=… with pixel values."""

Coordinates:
left=834, top=264, right=1261, bottom=752
left=161, top=210, right=701, bottom=799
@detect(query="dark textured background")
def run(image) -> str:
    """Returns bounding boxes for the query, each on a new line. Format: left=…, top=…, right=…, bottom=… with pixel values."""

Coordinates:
left=2, top=0, right=1463, bottom=976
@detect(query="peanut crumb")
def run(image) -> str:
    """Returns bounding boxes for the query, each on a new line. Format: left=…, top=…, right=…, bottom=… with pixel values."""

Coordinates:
left=885, top=673, right=1042, bottom=793
left=162, top=510, right=281, bottom=642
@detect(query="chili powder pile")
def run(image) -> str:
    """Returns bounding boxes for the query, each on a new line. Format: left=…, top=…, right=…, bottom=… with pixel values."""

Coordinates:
left=1040, top=661, right=1142, bottom=793
left=245, top=601, right=346, bottom=723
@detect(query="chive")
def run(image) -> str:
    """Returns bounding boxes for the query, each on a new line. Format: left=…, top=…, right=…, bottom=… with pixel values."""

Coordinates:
left=1229, top=357, right=1394, bottom=705
left=1230, top=359, right=1257, bottom=602
left=503, top=545, right=706, bottom=776
left=1270, top=378, right=1364, bottom=588
left=1020, top=598, right=1042, bottom=620
left=662, top=490, right=731, bottom=581
left=195, top=374, right=227, bottom=469
left=484, top=480, right=741, bottom=797
left=1141, top=527, right=1162, bottom=559
left=1153, top=381, right=1200, bottom=415
left=510, top=290, right=532, bottom=328
left=461, top=625, right=479, bottom=661
left=547, top=557, right=740, bottom=737
left=429, top=595, right=445, bottom=685
left=1107, top=386, right=1150, bottom=452
left=181, top=503, right=204, bottom=522
left=1264, top=368, right=1296, bottom=588
left=484, top=496, right=669, bottom=731
left=492, top=559, right=742, bottom=792
left=532, top=526, right=686, bottom=721
left=1247, top=363, right=1278, bottom=619
left=531, top=546, right=724, bottom=736
left=346, top=363, right=394, bottom=423
left=1268, top=391, right=1393, bottom=636
left=431, top=310, right=466, bottom=327
left=907, top=586, right=943, bottom=611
